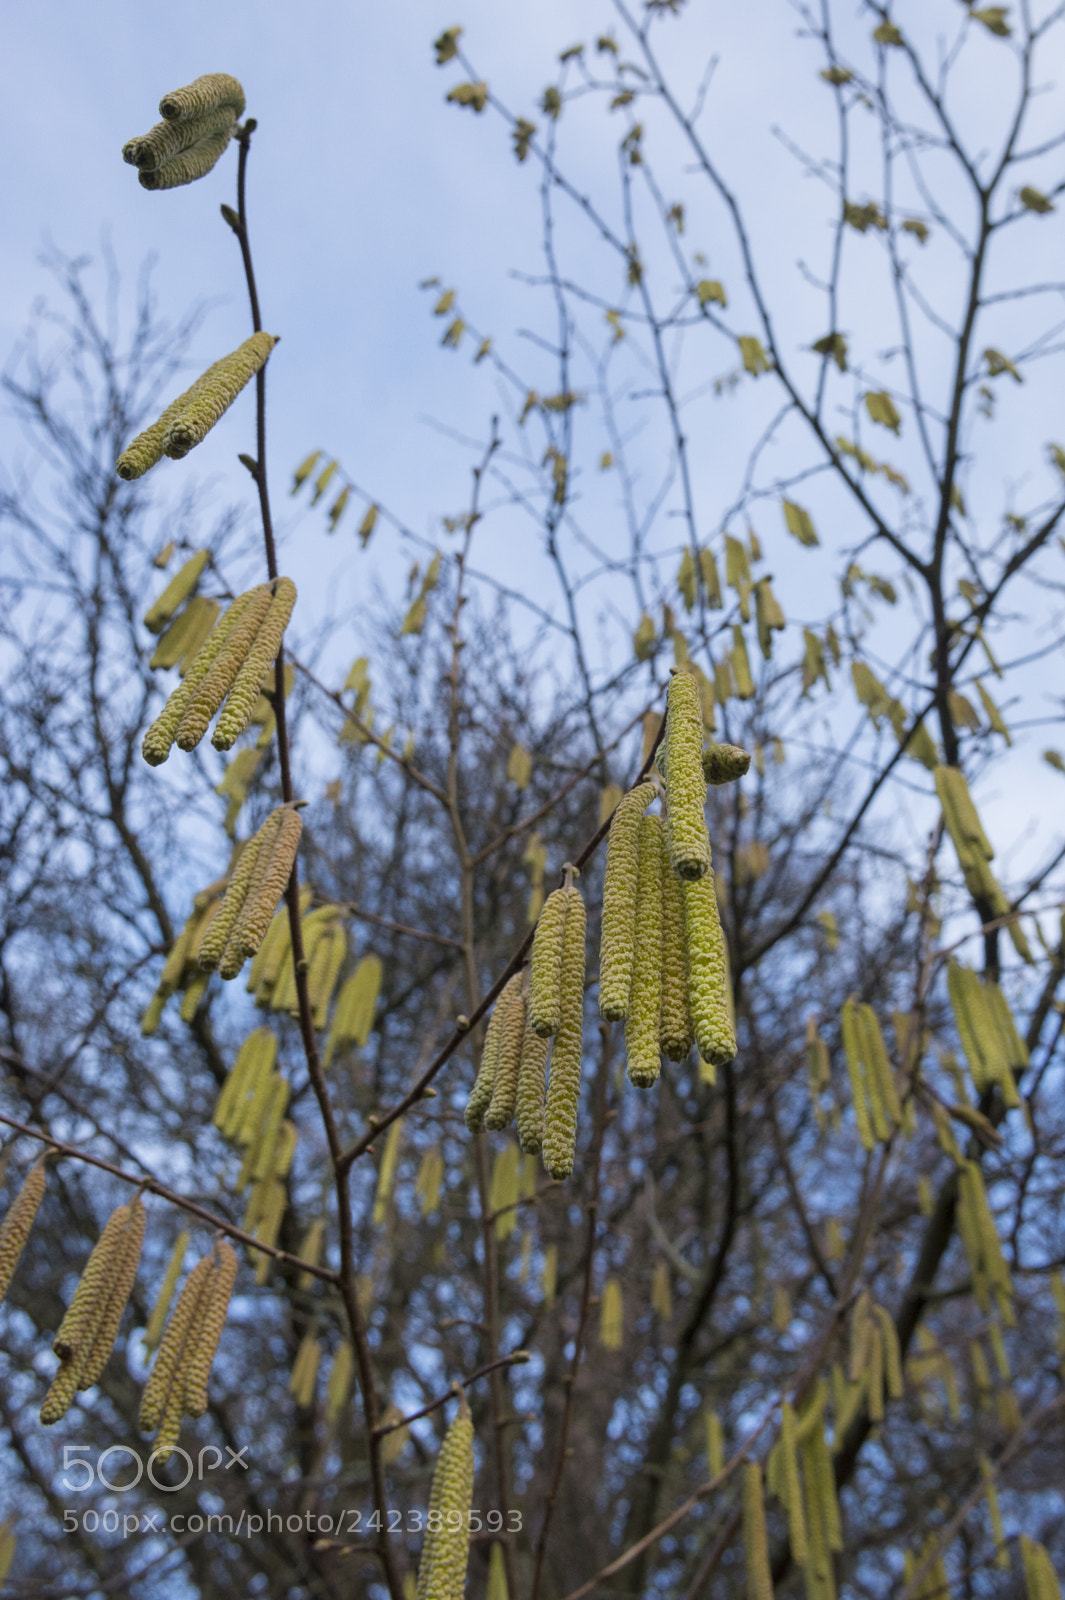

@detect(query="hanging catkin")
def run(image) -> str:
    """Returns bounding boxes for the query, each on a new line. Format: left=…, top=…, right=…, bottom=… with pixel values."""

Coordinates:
left=140, top=1241, right=238, bottom=1456
left=702, top=741, right=752, bottom=786
left=541, top=887, right=587, bottom=1180
left=0, top=1156, right=47, bottom=1308
left=42, top=1198, right=146, bottom=1424
left=485, top=979, right=528, bottom=1133
left=415, top=1391, right=475, bottom=1600
left=663, top=671, right=712, bottom=880
left=528, top=888, right=570, bottom=1037
left=143, top=1231, right=189, bottom=1353
left=326, top=1341, right=354, bottom=1421
left=658, top=817, right=694, bottom=1060
left=626, top=817, right=663, bottom=1088
left=143, top=550, right=210, bottom=634
left=598, top=780, right=656, bottom=1021
left=684, top=870, right=736, bottom=1067
left=118, top=333, right=276, bottom=480
left=212, top=578, right=297, bottom=750
left=743, top=1461, right=775, bottom=1600
left=779, top=1401, right=808, bottom=1567
left=137, top=129, right=234, bottom=190
left=198, top=823, right=277, bottom=972
left=465, top=974, right=523, bottom=1132
left=516, top=1017, right=550, bottom=1155
left=124, top=105, right=239, bottom=171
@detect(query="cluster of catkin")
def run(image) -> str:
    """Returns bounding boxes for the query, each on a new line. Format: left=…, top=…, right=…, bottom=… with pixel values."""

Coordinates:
left=934, top=765, right=1032, bottom=962
left=956, top=1159, right=1014, bottom=1320
left=142, top=575, right=296, bottom=764
left=415, top=1390, right=475, bottom=1600
left=947, top=961, right=1026, bottom=1110
left=41, top=1197, right=146, bottom=1424
left=213, top=1030, right=296, bottom=1283
left=323, top=952, right=382, bottom=1062
left=122, top=74, right=245, bottom=191
left=840, top=999, right=903, bottom=1152
left=140, top=1241, right=238, bottom=1461
left=118, top=332, right=277, bottom=480
left=465, top=874, right=586, bottom=1182
left=191, top=805, right=304, bottom=981
left=835, top=1293, right=904, bottom=1440
left=760, top=1383, right=844, bottom=1600
left=601, top=672, right=738, bottom=1089
left=140, top=872, right=231, bottom=1033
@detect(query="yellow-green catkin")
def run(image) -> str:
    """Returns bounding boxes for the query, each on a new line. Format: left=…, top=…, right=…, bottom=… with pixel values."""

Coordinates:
left=326, top=1341, right=354, bottom=1421
left=175, top=584, right=275, bottom=751
left=600, top=1277, right=624, bottom=1350
left=139, top=1255, right=213, bottom=1435
left=416, top=1149, right=445, bottom=1216
left=165, top=333, right=278, bottom=460
left=0, top=1156, right=47, bottom=1307
left=491, top=1142, right=520, bottom=1241
left=874, top=1305, right=904, bottom=1400
left=308, top=920, right=347, bottom=1030
left=0, top=1520, right=14, bottom=1589
left=325, top=953, right=383, bottom=1063
left=840, top=999, right=875, bottom=1151
left=197, top=827, right=274, bottom=973
left=705, top=1408, right=724, bottom=1477
left=289, top=1331, right=321, bottom=1409
left=626, top=817, right=663, bottom=1088
left=684, top=869, right=737, bottom=1067
left=658, top=817, right=694, bottom=1061
left=486, top=1540, right=508, bottom=1600
left=141, top=587, right=258, bottom=762
left=702, top=742, right=752, bottom=786
left=415, top=1392, right=475, bottom=1600
left=179, top=1240, right=238, bottom=1418
left=466, top=974, right=520, bottom=1132
left=151, top=596, right=220, bottom=673
left=979, top=1455, right=1010, bottom=1570
left=138, top=128, right=234, bottom=189
left=42, top=1200, right=145, bottom=1423
left=663, top=671, right=711, bottom=880
left=143, top=549, right=210, bottom=634
left=124, top=105, right=238, bottom=171
left=743, top=1461, right=775, bottom=1600
left=226, top=807, right=303, bottom=970
left=372, top=1120, right=403, bottom=1225
left=780, top=1401, right=808, bottom=1568
left=79, top=1199, right=148, bottom=1390
left=143, top=1231, right=189, bottom=1353
left=212, top=577, right=297, bottom=750
left=516, top=1016, right=550, bottom=1155
left=214, top=1029, right=276, bottom=1138
left=159, top=73, right=246, bottom=122
left=541, top=888, right=587, bottom=1180
left=1021, top=1537, right=1061, bottom=1600
left=529, top=888, right=570, bottom=1037
left=485, top=979, right=528, bottom=1133
left=599, top=781, right=656, bottom=1021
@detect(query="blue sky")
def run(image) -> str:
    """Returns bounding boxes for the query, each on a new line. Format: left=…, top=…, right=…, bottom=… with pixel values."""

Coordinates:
left=4, top=0, right=1065, bottom=910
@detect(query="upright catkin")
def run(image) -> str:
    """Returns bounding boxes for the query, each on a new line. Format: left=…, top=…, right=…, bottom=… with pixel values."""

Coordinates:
left=528, top=888, right=569, bottom=1037
left=541, top=888, right=587, bottom=1180
left=138, top=129, right=234, bottom=189
left=465, top=974, right=522, bottom=1132
left=743, top=1462, right=775, bottom=1600
left=684, top=870, right=737, bottom=1067
left=212, top=577, right=297, bottom=750
left=125, top=105, right=238, bottom=171
left=485, top=981, right=528, bottom=1132
left=626, top=817, right=664, bottom=1087
left=598, top=780, right=656, bottom=1020
left=0, top=1157, right=47, bottom=1308
left=415, top=1392, right=475, bottom=1600
left=663, top=672, right=711, bottom=880
left=658, top=817, right=694, bottom=1060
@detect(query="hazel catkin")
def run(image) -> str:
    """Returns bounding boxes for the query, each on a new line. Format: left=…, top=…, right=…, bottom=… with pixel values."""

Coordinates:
left=141, top=587, right=259, bottom=764
left=663, top=671, right=711, bottom=880
left=415, top=1392, right=475, bottom=1600
left=541, top=888, right=587, bottom=1180
left=485, top=981, right=527, bottom=1132
left=174, top=582, right=275, bottom=751
left=197, top=824, right=274, bottom=973
left=212, top=577, right=297, bottom=751
left=598, top=781, right=656, bottom=1021
left=0, top=1157, right=47, bottom=1309
left=658, top=817, right=694, bottom=1062
left=515, top=1019, right=550, bottom=1155
left=159, top=73, right=246, bottom=123
left=626, top=817, right=664, bottom=1088
left=229, top=807, right=303, bottom=964
left=683, top=870, right=736, bottom=1068
left=465, top=975, right=522, bottom=1132
left=528, top=888, right=569, bottom=1037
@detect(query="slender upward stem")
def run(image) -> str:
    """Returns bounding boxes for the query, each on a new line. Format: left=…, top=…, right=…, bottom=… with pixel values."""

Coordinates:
left=233, top=123, right=405, bottom=1600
